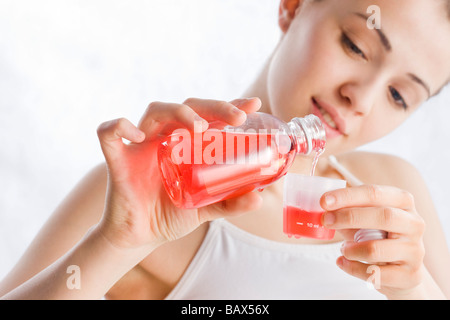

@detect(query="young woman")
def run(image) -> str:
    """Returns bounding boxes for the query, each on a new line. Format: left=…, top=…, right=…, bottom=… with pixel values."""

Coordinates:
left=1, top=0, right=449, bottom=300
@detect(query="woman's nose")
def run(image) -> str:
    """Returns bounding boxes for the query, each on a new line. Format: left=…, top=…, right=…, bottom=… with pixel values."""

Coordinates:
left=338, top=80, right=378, bottom=116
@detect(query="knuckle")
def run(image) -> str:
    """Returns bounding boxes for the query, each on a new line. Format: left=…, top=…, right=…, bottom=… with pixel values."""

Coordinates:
left=214, top=100, right=233, bottom=113
left=404, top=243, right=425, bottom=285
left=174, top=103, right=192, bottom=118
left=366, top=184, right=382, bottom=202
left=417, top=242, right=426, bottom=261
left=347, top=260, right=358, bottom=276
left=219, top=100, right=232, bottom=109
left=96, top=121, right=108, bottom=134
left=365, top=241, right=381, bottom=260
left=145, top=101, right=163, bottom=117
left=412, top=215, right=426, bottom=236
left=403, top=190, right=415, bottom=208
left=417, top=216, right=426, bottom=234
left=146, top=101, right=160, bottom=111
left=113, top=117, right=129, bottom=133
left=343, top=208, right=359, bottom=226
left=411, top=237, right=426, bottom=259
left=408, top=266, right=424, bottom=287
left=381, top=207, right=395, bottom=228
left=183, top=97, right=197, bottom=105
left=96, top=118, right=119, bottom=136
left=338, top=187, right=353, bottom=203
left=116, top=117, right=127, bottom=127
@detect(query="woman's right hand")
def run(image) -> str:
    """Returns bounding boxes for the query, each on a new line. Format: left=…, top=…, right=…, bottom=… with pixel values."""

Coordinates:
left=95, top=97, right=263, bottom=251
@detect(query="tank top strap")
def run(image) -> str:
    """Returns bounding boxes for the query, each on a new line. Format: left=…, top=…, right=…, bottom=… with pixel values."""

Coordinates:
left=328, top=155, right=363, bottom=187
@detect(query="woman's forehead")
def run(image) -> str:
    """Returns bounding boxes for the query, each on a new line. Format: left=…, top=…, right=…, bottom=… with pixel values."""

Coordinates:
left=318, top=0, right=450, bottom=95
left=373, top=0, right=450, bottom=94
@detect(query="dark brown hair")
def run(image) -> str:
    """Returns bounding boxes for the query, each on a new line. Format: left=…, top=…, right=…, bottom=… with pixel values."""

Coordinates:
left=447, top=0, right=450, bottom=19
left=313, top=0, right=450, bottom=19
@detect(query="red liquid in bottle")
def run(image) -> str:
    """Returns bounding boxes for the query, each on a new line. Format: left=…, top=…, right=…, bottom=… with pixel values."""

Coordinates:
left=158, top=129, right=297, bottom=209
left=283, top=206, right=335, bottom=240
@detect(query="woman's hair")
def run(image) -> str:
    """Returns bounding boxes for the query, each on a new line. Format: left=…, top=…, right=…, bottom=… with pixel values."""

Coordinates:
left=447, top=0, right=450, bottom=19
left=311, top=0, right=450, bottom=19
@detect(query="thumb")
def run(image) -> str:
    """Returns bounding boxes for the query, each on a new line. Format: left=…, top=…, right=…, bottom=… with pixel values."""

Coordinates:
left=97, top=118, right=146, bottom=164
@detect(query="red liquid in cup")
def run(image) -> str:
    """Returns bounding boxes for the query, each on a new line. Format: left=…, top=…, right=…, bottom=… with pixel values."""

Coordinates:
left=283, top=206, right=335, bottom=240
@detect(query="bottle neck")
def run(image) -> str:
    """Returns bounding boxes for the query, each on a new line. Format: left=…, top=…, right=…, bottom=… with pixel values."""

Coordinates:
left=288, top=115, right=326, bottom=155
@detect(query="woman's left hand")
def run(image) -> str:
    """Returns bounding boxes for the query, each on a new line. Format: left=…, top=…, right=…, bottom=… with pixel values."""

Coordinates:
left=321, top=184, right=426, bottom=299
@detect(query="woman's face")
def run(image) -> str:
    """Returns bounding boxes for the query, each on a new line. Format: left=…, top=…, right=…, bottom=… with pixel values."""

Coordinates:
left=267, top=0, right=450, bottom=154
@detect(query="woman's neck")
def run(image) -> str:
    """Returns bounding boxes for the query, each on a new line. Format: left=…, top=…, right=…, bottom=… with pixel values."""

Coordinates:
left=240, top=55, right=273, bottom=114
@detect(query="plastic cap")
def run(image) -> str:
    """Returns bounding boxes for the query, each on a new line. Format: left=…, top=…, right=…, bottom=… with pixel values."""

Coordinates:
left=354, top=229, right=387, bottom=242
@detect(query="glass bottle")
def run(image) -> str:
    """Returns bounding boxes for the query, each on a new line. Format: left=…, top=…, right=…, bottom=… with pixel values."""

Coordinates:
left=158, top=112, right=326, bottom=209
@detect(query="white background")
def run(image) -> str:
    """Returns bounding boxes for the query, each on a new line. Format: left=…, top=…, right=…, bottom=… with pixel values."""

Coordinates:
left=0, top=0, right=449, bottom=281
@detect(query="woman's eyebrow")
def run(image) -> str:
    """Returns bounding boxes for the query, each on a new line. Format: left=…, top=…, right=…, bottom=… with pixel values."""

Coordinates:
left=353, top=12, right=392, bottom=52
left=353, top=12, right=431, bottom=98
left=408, top=73, right=431, bottom=98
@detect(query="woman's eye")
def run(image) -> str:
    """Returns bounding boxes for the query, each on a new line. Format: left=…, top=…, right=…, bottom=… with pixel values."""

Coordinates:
left=341, top=33, right=367, bottom=60
left=389, top=86, right=408, bottom=110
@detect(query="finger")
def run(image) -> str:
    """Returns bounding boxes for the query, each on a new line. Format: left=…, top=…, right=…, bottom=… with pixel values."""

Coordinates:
left=337, top=257, right=383, bottom=287
left=97, top=118, right=145, bottom=157
left=340, top=239, right=424, bottom=265
left=138, top=98, right=262, bottom=139
left=322, top=206, right=423, bottom=235
left=138, top=102, right=209, bottom=137
left=183, top=97, right=261, bottom=126
left=335, top=229, right=360, bottom=241
left=336, top=256, right=423, bottom=290
left=321, top=185, right=415, bottom=212
left=228, top=97, right=262, bottom=114
left=199, top=191, right=263, bottom=223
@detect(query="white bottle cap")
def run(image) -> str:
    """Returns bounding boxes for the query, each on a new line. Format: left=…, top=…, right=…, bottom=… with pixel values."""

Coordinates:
left=354, top=229, right=387, bottom=242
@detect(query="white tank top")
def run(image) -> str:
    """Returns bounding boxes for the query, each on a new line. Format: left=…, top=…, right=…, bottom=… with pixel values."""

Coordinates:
left=164, top=156, right=386, bottom=300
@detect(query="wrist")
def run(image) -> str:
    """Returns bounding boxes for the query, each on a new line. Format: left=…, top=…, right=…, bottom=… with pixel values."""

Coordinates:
left=385, top=285, right=426, bottom=300
left=94, top=216, right=167, bottom=253
left=90, top=224, right=159, bottom=263
left=385, top=266, right=446, bottom=300
left=0, top=225, right=160, bottom=300
left=59, top=225, right=159, bottom=299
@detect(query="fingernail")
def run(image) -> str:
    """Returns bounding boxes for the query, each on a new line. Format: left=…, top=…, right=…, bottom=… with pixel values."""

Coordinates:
left=231, top=97, right=258, bottom=108
left=232, top=106, right=246, bottom=115
left=336, top=256, right=344, bottom=269
left=136, top=130, right=146, bottom=141
left=193, top=116, right=209, bottom=132
left=340, top=242, right=345, bottom=255
left=323, top=212, right=335, bottom=226
left=325, top=195, right=336, bottom=207
left=231, top=99, right=248, bottom=108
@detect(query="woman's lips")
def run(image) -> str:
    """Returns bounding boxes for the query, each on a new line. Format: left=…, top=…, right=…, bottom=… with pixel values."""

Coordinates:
left=311, top=98, right=345, bottom=139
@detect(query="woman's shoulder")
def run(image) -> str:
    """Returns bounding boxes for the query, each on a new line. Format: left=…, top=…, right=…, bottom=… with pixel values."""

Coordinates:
left=334, top=150, right=423, bottom=188
left=333, top=150, right=442, bottom=234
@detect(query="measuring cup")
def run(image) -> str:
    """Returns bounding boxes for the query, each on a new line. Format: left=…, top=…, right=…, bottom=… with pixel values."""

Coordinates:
left=283, top=173, right=347, bottom=240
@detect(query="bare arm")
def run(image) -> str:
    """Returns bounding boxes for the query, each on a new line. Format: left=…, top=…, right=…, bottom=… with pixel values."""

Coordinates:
left=0, top=163, right=109, bottom=298
left=0, top=97, right=263, bottom=299
left=391, top=157, right=450, bottom=299
left=330, top=152, right=450, bottom=299
left=1, top=225, right=155, bottom=300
